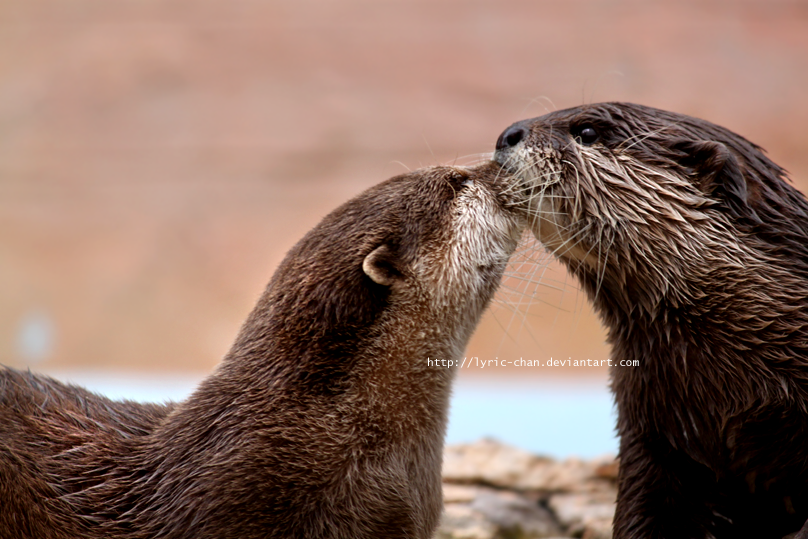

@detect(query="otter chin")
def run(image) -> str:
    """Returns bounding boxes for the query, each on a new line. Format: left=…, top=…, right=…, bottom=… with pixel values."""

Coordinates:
left=495, top=102, right=808, bottom=539
left=0, top=162, right=525, bottom=539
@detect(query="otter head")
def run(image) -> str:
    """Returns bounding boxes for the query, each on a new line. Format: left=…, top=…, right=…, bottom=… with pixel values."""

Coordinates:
left=225, top=162, right=525, bottom=395
left=493, top=102, right=807, bottom=318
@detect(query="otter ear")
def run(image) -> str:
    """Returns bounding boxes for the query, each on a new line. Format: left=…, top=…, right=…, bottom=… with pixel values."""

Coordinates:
left=363, top=244, right=401, bottom=287
left=673, top=139, right=750, bottom=216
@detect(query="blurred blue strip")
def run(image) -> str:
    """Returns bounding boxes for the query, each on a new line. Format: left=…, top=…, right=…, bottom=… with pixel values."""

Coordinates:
left=447, top=378, right=617, bottom=459
left=47, top=371, right=617, bottom=458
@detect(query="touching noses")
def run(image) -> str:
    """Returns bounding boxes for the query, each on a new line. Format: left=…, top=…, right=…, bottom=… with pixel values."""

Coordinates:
left=495, top=124, right=528, bottom=151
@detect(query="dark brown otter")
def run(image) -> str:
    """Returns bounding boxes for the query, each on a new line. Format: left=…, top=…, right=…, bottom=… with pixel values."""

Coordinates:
left=494, top=102, right=808, bottom=539
left=0, top=162, right=525, bottom=539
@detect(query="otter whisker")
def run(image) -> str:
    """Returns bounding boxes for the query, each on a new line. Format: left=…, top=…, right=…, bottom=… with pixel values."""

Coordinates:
left=592, top=227, right=616, bottom=302
left=493, top=280, right=541, bottom=349
left=387, top=160, right=411, bottom=172
left=520, top=95, right=558, bottom=117
left=452, top=152, right=495, bottom=167
left=501, top=273, right=569, bottom=293
left=616, top=121, right=684, bottom=153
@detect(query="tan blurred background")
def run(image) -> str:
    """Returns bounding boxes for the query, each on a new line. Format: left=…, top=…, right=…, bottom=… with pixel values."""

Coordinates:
left=2, top=0, right=808, bottom=386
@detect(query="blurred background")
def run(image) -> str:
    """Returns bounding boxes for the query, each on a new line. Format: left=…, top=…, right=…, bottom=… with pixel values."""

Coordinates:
left=2, top=0, right=807, bottom=457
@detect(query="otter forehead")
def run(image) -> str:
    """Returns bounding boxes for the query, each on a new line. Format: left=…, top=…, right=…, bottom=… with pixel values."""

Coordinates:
left=300, top=162, right=519, bottom=269
left=496, top=102, right=738, bottom=146
left=495, top=102, right=783, bottom=181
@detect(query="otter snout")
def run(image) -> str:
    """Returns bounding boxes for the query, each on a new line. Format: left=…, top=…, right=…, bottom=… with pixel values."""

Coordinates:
left=494, top=121, right=530, bottom=166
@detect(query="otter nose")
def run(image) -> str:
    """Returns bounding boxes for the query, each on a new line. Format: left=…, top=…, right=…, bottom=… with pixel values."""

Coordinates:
left=496, top=124, right=527, bottom=151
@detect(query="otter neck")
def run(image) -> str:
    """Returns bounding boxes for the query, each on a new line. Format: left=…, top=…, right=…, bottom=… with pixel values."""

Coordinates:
left=120, top=292, right=461, bottom=535
left=585, top=242, right=808, bottom=425
left=158, top=286, right=464, bottom=453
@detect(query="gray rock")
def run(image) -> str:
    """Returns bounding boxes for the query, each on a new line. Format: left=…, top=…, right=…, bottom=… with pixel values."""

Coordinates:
left=440, top=483, right=563, bottom=538
left=470, top=489, right=562, bottom=538
left=548, top=492, right=615, bottom=539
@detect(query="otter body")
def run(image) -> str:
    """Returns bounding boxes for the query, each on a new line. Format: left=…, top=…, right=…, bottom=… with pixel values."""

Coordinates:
left=495, top=103, right=808, bottom=539
left=0, top=162, right=525, bottom=539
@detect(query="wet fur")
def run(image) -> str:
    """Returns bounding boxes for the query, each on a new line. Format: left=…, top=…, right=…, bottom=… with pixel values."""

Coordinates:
left=0, top=162, right=524, bottom=539
left=496, top=103, right=808, bottom=539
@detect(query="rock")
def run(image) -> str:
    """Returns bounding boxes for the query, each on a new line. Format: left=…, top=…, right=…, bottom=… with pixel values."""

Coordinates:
left=439, top=439, right=618, bottom=539
left=442, top=438, right=551, bottom=489
left=440, top=483, right=563, bottom=538
left=470, top=489, right=562, bottom=538
left=593, top=460, right=619, bottom=481
left=548, top=492, right=616, bottom=525
left=442, top=438, right=616, bottom=493
left=443, top=484, right=481, bottom=504
left=548, top=492, right=616, bottom=539
left=438, top=504, right=498, bottom=539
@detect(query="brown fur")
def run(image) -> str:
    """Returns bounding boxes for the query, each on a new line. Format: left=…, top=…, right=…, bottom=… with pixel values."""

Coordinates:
left=0, top=162, right=525, bottom=539
left=495, top=103, right=808, bottom=539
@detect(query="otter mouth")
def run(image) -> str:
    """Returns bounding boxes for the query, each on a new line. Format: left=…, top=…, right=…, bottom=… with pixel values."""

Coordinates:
left=493, top=146, right=518, bottom=172
left=493, top=123, right=588, bottom=265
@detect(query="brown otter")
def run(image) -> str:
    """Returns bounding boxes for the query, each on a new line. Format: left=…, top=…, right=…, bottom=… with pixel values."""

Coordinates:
left=494, top=102, right=808, bottom=539
left=0, top=162, right=525, bottom=539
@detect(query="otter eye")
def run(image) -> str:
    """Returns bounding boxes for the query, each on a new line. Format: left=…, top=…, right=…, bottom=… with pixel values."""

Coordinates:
left=572, top=125, right=599, bottom=146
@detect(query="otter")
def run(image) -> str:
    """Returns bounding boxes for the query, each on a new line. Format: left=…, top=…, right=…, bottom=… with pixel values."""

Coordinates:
left=494, top=102, right=808, bottom=539
left=0, top=162, right=525, bottom=539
